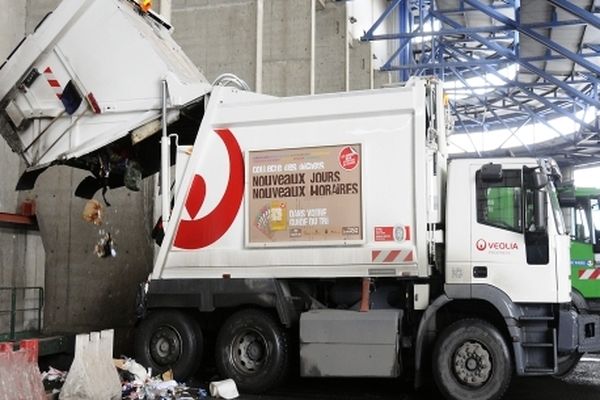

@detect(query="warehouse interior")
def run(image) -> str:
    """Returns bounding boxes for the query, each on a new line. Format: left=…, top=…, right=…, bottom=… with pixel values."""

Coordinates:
left=2, top=0, right=600, bottom=399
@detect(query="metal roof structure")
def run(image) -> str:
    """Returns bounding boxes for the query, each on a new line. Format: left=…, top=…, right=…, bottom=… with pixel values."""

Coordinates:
left=362, top=0, right=600, bottom=166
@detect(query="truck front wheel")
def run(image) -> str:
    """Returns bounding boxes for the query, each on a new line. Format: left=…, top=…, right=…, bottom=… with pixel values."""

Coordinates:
left=134, top=310, right=203, bottom=379
left=215, top=309, right=289, bottom=393
left=433, top=319, right=511, bottom=400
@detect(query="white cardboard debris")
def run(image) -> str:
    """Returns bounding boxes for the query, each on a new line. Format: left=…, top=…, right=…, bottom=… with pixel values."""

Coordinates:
left=209, top=379, right=239, bottom=399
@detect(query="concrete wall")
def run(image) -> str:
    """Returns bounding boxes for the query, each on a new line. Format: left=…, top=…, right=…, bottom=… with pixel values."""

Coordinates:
left=172, top=0, right=258, bottom=90
left=262, top=0, right=312, bottom=95
left=34, top=168, right=154, bottom=340
left=0, top=0, right=45, bottom=336
left=0, top=0, right=26, bottom=212
left=171, top=0, right=387, bottom=96
left=315, top=0, right=346, bottom=93
left=0, top=0, right=155, bottom=352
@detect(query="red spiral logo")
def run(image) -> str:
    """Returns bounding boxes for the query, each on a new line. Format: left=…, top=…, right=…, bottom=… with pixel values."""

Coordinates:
left=476, top=239, right=487, bottom=251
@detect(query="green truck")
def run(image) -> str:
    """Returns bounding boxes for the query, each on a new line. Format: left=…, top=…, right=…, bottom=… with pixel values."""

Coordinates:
left=559, top=185, right=600, bottom=311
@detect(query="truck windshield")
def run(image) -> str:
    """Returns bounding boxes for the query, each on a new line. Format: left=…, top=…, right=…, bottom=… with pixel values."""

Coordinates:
left=548, top=181, right=566, bottom=235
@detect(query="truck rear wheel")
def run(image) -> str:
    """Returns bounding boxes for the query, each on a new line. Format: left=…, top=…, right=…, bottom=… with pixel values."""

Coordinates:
left=134, top=310, right=203, bottom=379
left=215, top=309, right=289, bottom=393
left=433, top=319, right=511, bottom=400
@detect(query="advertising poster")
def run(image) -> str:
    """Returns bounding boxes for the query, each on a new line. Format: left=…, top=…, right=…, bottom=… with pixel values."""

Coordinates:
left=248, top=144, right=363, bottom=246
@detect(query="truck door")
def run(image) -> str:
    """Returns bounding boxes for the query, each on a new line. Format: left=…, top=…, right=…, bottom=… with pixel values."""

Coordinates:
left=470, top=165, right=559, bottom=303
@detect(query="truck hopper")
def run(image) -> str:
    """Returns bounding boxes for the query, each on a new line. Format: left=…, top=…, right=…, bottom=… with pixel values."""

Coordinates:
left=0, top=0, right=211, bottom=196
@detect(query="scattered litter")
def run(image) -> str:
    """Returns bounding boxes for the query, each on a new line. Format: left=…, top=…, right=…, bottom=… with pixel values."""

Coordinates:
left=162, top=369, right=174, bottom=381
left=95, top=230, right=117, bottom=258
left=115, top=358, right=208, bottom=400
left=41, top=366, right=67, bottom=383
left=43, top=357, right=215, bottom=400
left=209, top=379, right=239, bottom=399
left=82, top=199, right=103, bottom=225
left=117, top=358, right=150, bottom=382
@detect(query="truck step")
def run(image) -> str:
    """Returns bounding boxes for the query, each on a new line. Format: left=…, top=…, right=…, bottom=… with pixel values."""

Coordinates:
left=521, top=342, right=554, bottom=348
left=519, top=316, right=554, bottom=321
left=524, top=367, right=555, bottom=374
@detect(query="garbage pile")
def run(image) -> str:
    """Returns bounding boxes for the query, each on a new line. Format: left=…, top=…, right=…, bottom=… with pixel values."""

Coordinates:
left=41, top=358, right=238, bottom=400
left=41, top=367, right=67, bottom=398
left=116, top=358, right=207, bottom=400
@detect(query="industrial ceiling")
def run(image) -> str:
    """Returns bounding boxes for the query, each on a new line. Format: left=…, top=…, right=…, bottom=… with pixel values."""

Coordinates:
left=362, top=0, right=600, bottom=166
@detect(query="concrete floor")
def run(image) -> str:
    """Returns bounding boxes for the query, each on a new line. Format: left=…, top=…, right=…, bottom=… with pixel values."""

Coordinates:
left=233, top=355, right=600, bottom=400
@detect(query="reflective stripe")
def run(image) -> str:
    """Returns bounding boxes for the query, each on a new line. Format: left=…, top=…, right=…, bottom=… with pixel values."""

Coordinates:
left=371, top=249, right=414, bottom=263
left=578, top=268, right=600, bottom=280
left=43, top=67, right=62, bottom=99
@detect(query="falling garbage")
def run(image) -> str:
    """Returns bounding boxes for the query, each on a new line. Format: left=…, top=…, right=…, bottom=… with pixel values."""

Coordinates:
left=82, top=199, right=103, bottom=225
left=95, top=231, right=117, bottom=258
left=82, top=198, right=120, bottom=258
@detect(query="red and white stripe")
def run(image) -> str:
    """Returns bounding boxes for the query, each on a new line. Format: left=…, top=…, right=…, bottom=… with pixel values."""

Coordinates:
left=578, top=268, right=600, bottom=280
left=43, top=67, right=62, bottom=99
left=371, top=249, right=414, bottom=263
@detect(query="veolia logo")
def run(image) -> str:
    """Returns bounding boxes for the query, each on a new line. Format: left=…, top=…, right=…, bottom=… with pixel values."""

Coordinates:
left=476, top=238, right=519, bottom=251
left=476, top=239, right=487, bottom=251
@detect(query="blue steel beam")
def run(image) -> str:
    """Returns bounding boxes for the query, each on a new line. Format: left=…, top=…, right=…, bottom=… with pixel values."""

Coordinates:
left=384, top=59, right=510, bottom=70
left=362, top=0, right=402, bottom=41
left=585, top=44, right=600, bottom=52
left=446, top=47, right=583, bottom=112
left=442, top=43, right=594, bottom=134
left=449, top=102, right=482, bottom=157
left=436, top=4, right=512, bottom=14
left=399, top=0, right=411, bottom=81
left=463, top=0, right=600, bottom=77
left=497, top=117, right=532, bottom=150
left=362, top=0, right=599, bottom=146
left=445, top=80, right=594, bottom=90
left=448, top=65, right=533, bottom=153
left=547, top=0, right=600, bottom=31
left=383, top=50, right=600, bottom=70
left=381, top=13, right=433, bottom=70
left=433, top=11, right=600, bottom=109
left=365, top=19, right=585, bottom=41
left=443, top=46, right=571, bottom=139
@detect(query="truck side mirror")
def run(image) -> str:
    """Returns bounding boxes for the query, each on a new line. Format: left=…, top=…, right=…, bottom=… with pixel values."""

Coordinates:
left=524, top=169, right=548, bottom=190
left=480, top=163, right=502, bottom=182
left=531, top=189, right=548, bottom=232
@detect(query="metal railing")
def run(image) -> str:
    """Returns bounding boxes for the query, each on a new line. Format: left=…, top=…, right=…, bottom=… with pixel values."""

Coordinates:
left=0, top=287, right=43, bottom=341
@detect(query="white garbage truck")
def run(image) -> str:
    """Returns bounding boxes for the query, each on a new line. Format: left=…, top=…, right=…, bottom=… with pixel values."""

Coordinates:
left=1, top=1, right=599, bottom=399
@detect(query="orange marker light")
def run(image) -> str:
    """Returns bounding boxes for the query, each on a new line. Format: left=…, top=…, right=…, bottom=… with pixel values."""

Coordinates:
left=140, top=0, right=152, bottom=13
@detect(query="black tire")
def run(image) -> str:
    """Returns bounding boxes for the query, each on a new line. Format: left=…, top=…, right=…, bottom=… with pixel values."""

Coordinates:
left=134, top=309, right=203, bottom=380
left=432, top=319, right=512, bottom=400
left=215, top=309, right=289, bottom=393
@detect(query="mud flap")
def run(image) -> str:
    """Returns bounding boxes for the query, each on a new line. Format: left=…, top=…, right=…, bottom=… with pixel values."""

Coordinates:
left=578, top=314, right=600, bottom=353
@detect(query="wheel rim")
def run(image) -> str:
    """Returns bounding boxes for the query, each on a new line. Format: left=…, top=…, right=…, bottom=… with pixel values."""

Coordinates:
left=452, top=340, right=492, bottom=388
left=229, top=328, right=270, bottom=375
left=149, top=325, right=182, bottom=366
